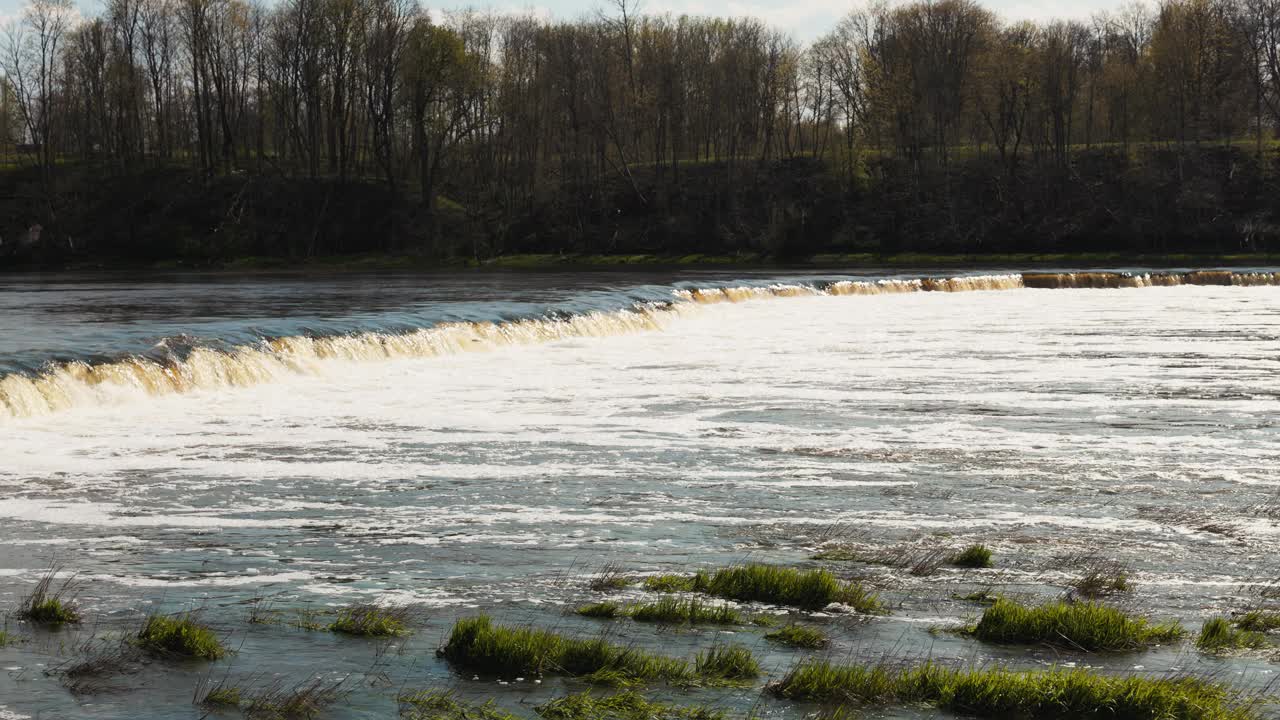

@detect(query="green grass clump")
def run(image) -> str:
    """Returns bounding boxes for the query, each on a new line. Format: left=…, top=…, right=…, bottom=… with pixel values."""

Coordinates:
left=809, top=548, right=861, bottom=561
left=398, top=690, right=518, bottom=720
left=949, top=544, right=993, bottom=568
left=628, top=597, right=740, bottom=625
left=328, top=604, right=413, bottom=637
left=764, top=624, right=828, bottom=648
left=696, top=564, right=881, bottom=613
left=0, top=630, right=16, bottom=647
left=1197, top=617, right=1270, bottom=653
left=18, top=568, right=82, bottom=626
left=971, top=598, right=1184, bottom=651
left=535, top=691, right=724, bottom=720
left=770, top=660, right=1257, bottom=719
left=642, top=574, right=702, bottom=593
left=135, top=613, right=228, bottom=660
left=439, top=616, right=693, bottom=684
left=1234, top=610, right=1280, bottom=633
left=694, top=644, right=760, bottom=682
left=577, top=602, right=623, bottom=619
left=200, top=686, right=242, bottom=707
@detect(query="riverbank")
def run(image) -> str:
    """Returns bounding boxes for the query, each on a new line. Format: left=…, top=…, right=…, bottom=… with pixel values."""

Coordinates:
left=9, top=250, right=1280, bottom=275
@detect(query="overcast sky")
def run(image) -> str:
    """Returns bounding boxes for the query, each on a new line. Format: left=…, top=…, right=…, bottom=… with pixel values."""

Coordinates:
left=0, top=0, right=1116, bottom=42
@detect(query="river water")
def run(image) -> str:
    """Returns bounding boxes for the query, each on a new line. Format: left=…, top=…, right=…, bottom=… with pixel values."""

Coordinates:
left=1, top=268, right=1278, bottom=718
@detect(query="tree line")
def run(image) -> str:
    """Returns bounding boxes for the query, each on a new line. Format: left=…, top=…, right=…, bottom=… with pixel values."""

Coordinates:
left=2, top=0, right=1279, bottom=260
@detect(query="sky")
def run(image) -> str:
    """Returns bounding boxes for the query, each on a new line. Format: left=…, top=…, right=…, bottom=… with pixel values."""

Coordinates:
left=0, top=0, right=1118, bottom=42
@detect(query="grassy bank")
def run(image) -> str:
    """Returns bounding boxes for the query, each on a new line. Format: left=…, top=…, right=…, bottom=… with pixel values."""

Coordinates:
left=770, top=660, right=1258, bottom=720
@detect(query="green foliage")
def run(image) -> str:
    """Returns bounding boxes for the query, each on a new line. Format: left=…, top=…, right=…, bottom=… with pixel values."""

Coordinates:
left=696, top=564, right=881, bottom=613
left=135, top=613, right=228, bottom=660
left=771, top=660, right=1258, bottom=720
left=693, top=644, right=760, bottom=682
left=18, top=568, right=81, bottom=626
left=0, top=630, right=15, bottom=647
left=971, top=598, right=1185, bottom=651
left=576, top=602, right=622, bottom=619
left=398, top=690, right=518, bottom=720
left=200, top=686, right=243, bottom=707
left=949, top=544, right=993, bottom=568
left=642, top=574, right=701, bottom=593
left=1234, top=611, right=1280, bottom=633
left=1196, top=617, right=1270, bottom=653
left=628, top=597, right=740, bottom=625
left=534, top=691, right=725, bottom=720
left=439, top=616, right=694, bottom=684
left=764, top=624, right=829, bottom=648
left=328, top=604, right=413, bottom=637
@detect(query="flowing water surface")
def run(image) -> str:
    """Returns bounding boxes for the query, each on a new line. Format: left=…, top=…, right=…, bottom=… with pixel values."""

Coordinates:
left=1, top=268, right=1279, bottom=718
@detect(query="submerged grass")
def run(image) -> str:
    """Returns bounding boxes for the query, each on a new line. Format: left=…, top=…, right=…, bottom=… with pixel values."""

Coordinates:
left=771, top=660, right=1258, bottom=720
left=328, top=603, right=416, bottom=637
left=764, top=624, right=829, bottom=648
left=439, top=616, right=699, bottom=684
left=1068, top=558, right=1133, bottom=598
left=971, top=598, right=1184, bottom=651
left=949, top=544, right=994, bottom=568
left=17, top=566, right=82, bottom=626
left=243, top=676, right=348, bottom=719
left=135, top=613, right=228, bottom=660
left=1197, top=617, right=1270, bottom=653
left=398, top=690, right=518, bottom=720
left=535, top=691, right=725, bottom=720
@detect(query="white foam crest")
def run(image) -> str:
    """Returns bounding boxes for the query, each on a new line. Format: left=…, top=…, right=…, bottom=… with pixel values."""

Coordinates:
left=1, top=270, right=1277, bottom=422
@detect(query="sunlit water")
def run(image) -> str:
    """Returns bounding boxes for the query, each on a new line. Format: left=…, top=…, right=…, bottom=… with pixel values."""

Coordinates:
left=1, top=269, right=1279, bottom=718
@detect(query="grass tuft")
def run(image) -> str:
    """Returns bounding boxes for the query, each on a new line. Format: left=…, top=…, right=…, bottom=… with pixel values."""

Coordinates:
left=243, top=676, right=347, bottom=719
left=1234, top=610, right=1280, bottom=633
left=1197, top=617, right=1270, bottom=653
left=589, top=563, right=634, bottom=592
left=198, top=684, right=243, bottom=708
left=695, top=564, right=881, bottom=613
left=949, top=544, right=993, bottom=568
left=770, top=660, right=1258, bottom=720
left=17, top=566, right=82, bottom=626
left=642, top=574, right=701, bottom=593
left=764, top=624, right=829, bottom=648
left=438, top=616, right=694, bottom=684
left=535, top=690, right=725, bottom=720
left=576, top=602, right=623, bottom=619
left=135, top=613, right=228, bottom=660
left=328, top=603, right=415, bottom=637
left=1068, top=559, right=1133, bottom=598
left=628, top=597, right=740, bottom=625
left=693, top=644, right=760, bottom=682
left=398, top=689, right=517, bottom=719
left=971, top=598, right=1184, bottom=651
